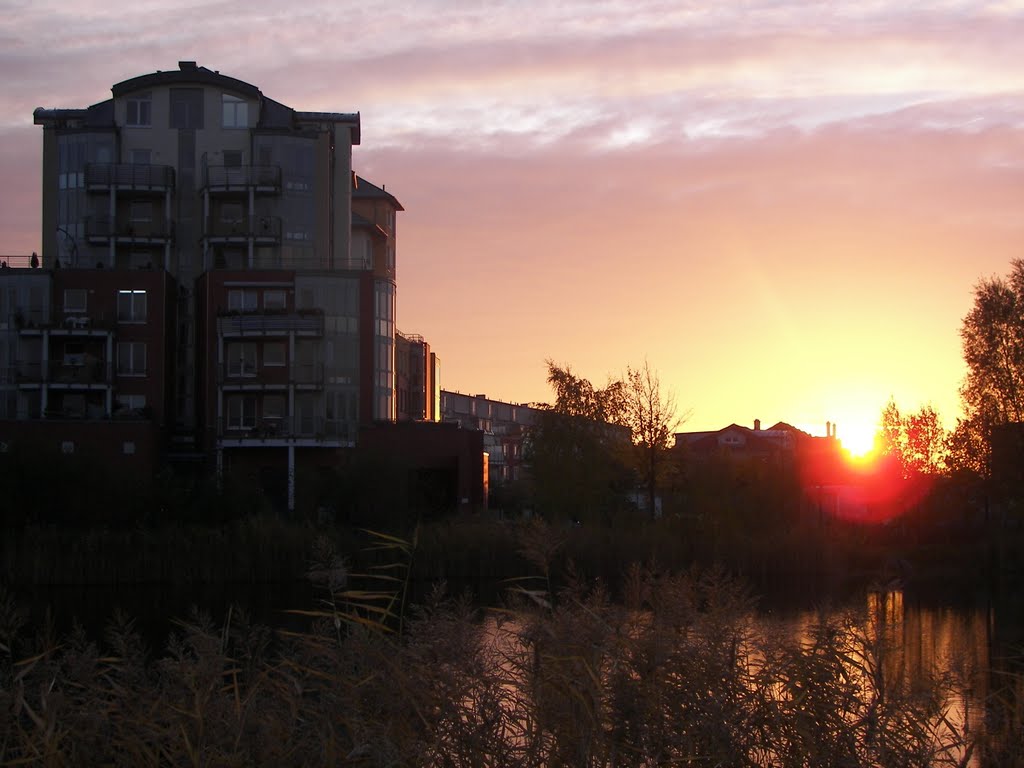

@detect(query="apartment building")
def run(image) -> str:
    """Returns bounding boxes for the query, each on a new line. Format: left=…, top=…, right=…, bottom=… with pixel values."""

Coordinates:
left=3, top=61, right=460, bottom=511
left=441, top=390, right=540, bottom=488
left=0, top=266, right=176, bottom=470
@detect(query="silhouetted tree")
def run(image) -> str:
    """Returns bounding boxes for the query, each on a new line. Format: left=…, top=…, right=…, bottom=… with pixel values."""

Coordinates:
left=877, top=398, right=946, bottom=477
left=957, top=258, right=1024, bottom=473
left=621, top=361, right=685, bottom=516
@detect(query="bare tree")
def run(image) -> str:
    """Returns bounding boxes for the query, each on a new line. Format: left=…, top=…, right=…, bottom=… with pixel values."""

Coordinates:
left=621, top=361, right=687, bottom=517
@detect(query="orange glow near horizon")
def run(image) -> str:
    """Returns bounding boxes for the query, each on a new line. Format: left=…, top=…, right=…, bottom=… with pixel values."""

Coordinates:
left=838, top=423, right=878, bottom=460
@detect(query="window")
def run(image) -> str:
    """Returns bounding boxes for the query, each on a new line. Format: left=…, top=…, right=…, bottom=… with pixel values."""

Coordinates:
left=222, top=94, right=248, bottom=128
left=263, top=290, right=286, bottom=310
left=227, top=342, right=257, bottom=376
left=263, top=394, right=285, bottom=419
left=227, top=289, right=257, bottom=312
left=126, top=93, right=152, bottom=127
left=226, top=396, right=256, bottom=429
left=117, top=290, right=147, bottom=323
left=123, top=441, right=136, bottom=455
left=115, top=394, right=146, bottom=413
left=129, top=148, right=151, bottom=165
left=117, top=341, right=146, bottom=376
left=62, top=341, right=85, bottom=367
left=129, top=201, right=152, bottom=223
left=263, top=342, right=285, bottom=367
left=220, top=202, right=244, bottom=227
left=63, top=288, right=87, bottom=313
left=61, top=441, right=75, bottom=454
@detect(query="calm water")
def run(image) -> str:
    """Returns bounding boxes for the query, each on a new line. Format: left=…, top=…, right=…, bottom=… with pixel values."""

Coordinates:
left=11, top=581, right=1024, bottom=766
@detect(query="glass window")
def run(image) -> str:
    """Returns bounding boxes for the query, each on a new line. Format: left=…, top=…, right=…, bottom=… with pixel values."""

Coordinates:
left=130, top=148, right=151, bottom=165
left=222, top=94, right=248, bottom=128
left=126, top=93, right=152, bottom=127
left=264, top=290, right=286, bottom=310
left=227, top=289, right=257, bottom=312
left=129, top=201, right=152, bottom=222
left=115, top=394, right=146, bottom=413
left=227, top=342, right=257, bottom=376
left=63, top=288, right=87, bottom=313
left=263, top=394, right=285, bottom=419
left=263, top=342, right=285, bottom=367
left=117, top=341, right=146, bottom=376
left=220, top=202, right=244, bottom=223
left=117, top=290, right=147, bottom=323
left=227, top=396, right=256, bottom=429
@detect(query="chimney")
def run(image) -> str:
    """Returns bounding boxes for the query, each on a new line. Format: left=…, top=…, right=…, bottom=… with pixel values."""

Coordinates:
left=754, top=419, right=761, bottom=431
left=179, top=61, right=197, bottom=71
left=826, top=420, right=832, bottom=438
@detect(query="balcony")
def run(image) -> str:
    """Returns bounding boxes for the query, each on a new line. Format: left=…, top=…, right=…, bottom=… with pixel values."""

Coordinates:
left=218, top=416, right=355, bottom=444
left=85, top=163, right=175, bottom=193
left=202, top=165, right=281, bottom=194
left=217, top=362, right=324, bottom=388
left=16, top=360, right=113, bottom=388
left=217, top=311, right=324, bottom=337
left=204, top=216, right=281, bottom=245
left=85, top=216, right=174, bottom=245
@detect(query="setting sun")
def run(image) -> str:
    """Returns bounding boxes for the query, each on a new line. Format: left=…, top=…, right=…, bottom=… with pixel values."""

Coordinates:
left=838, top=423, right=878, bottom=459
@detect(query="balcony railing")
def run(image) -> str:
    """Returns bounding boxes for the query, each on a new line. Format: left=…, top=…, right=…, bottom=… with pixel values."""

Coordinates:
left=203, top=165, right=281, bottom=193
left=218, top=362, right=324, bottom=387
left=85, top=163, right=175, bottom=192
left=204, top=216, right=281, bottom=244
left=218, top=416, right=355, bottom=442
left=217, top=311, right=324, bottom=337
left=16, top=360, right=113, bottom=386
left=85, top=216, right=174, bottom=244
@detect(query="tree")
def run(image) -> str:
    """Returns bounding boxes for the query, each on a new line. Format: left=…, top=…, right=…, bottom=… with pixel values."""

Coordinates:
left=877, top=398, right=946, bottom=477
left=620, top=361, right=685, bottom=516
left=957, top=258, right=1024, bottom=474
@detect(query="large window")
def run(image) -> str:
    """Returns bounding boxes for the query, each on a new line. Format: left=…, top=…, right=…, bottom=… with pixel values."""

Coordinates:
left=117, top=342, right=146, bottom=376
left=263, top=290, right=286, bottom=310
left=263, top=342, right=285, bottom=367
left=222, top=94, right=248, bottom=128
left=227, top=342, right=257, bottom=376
left=117, top=290, right=147, bottom=323
left=227, top=289, right=257, bottom=312
left=126, top=93, right=152, bottom=127
left=226, top=396, right=256, bottom=429
left=63, top=288, right=87, bottom=313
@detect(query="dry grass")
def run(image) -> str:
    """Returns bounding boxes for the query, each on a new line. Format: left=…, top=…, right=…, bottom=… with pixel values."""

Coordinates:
left=0, top=520, right=1015, bottom=767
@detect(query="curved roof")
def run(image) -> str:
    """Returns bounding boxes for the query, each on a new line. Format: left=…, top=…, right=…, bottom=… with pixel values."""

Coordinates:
left=112, top=61, right=261, bottom=100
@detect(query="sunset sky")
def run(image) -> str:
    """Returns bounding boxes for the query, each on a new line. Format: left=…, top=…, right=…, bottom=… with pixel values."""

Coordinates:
left=3, top=1, right=1024, bottom=453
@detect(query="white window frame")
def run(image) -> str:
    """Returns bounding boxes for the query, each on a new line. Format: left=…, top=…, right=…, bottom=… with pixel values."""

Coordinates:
left=117, top=290, right=147, bottom=323
left=228, top=342, right=257, bottom=377
left=117, top=341, right=146, bottom=376
left=126, top=94, right=152, bottom=127
left=227, top=289, right=257, bottom=312
left=227, top=396, right=257, bottom=429
left=222, top=94, right=248, bottom=128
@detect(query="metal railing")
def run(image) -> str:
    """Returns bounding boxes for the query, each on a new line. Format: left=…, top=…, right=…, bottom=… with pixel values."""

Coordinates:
left=217, top=311, right=324, bottom=337
left=217, top=362, right=324, bottom=386
left=218, top=416, right=355, bottom=442
left=203, top=165, right=281, bottom=192
left=85, top=216, right=174, bottom=242
left=85, top=163, right=175, bottom=191
left=16, top=360, right=113, bottom=385
left=203, top=216, right=281, bottom=242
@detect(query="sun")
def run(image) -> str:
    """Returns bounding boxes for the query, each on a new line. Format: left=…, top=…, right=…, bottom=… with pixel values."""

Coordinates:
left=837, top=422, right=877, bottom=460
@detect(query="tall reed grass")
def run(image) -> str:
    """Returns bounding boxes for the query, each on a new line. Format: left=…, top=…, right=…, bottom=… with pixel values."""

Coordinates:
left=1, top=520, right=1018, bottom=766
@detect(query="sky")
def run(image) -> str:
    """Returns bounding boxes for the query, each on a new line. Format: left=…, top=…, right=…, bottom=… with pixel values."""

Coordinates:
left=2, top=0, right=1024, bottom=454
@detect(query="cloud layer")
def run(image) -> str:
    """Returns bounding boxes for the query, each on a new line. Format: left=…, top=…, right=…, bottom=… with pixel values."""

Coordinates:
left=3, top=0, right=1024, bottom=438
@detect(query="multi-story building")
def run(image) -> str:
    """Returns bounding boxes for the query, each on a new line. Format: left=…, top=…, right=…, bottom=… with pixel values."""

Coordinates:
left=0, top=266, right=176, bottom=470
left=396, top=332, right=440, bottom=423
left=441, top=390, right=540, bottom=488
left=2, top=61, right=463, bottom=511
